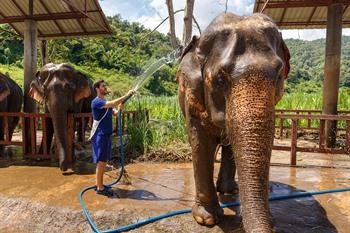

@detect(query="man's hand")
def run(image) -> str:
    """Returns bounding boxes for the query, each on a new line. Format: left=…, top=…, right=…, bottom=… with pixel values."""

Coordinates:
left=127, top=89, right=136, bottom=96
left=118, top=103, right=124, bottom=110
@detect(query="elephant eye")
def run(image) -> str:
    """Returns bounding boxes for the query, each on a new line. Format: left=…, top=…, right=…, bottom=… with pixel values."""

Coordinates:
left=215, top=73, right=226, bottom=87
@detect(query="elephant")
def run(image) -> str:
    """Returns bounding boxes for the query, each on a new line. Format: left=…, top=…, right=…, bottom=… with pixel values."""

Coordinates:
left=28, top=63, right=95, bottom=171
left=176, top=13, right=290, bottom=233
left=0, top=73, right=23, bottom=155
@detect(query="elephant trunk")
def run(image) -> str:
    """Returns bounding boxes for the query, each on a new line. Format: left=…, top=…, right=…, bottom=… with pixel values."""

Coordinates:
left=226, top=75, right=275, bottom=233
left=51, top=112, right=68, bottom=171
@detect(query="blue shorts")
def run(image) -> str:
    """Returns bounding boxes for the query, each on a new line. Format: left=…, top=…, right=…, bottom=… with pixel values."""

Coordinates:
left=92, top=134, right=112, bottom=163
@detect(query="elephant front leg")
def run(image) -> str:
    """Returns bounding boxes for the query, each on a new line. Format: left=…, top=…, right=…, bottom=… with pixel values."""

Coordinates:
left=188, top=118, right=223, bottom=226
left=216, top=145, right=238, bottom=194
left=39, top=116, right=54, bottom=155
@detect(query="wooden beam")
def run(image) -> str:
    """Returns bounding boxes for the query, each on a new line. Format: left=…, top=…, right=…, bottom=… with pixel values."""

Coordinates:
left=0, top=12, right=91, bottom=24
left=65, top=2, right=87, bottom=33
left=258, top=0, right=350, bottom=9
left=306, top=6, right=318, bottom=26
left=0, top=10, right=22, bottom=37
left=12, top=0, right=27, bottom=15
left=12, top=0, right=43, bottom=36
left=277, top=20, right=350, bottom=27
left=29, top=0, right=33, bottom=17
left=38, top=30, right=110, bottom=39
left=61, top=0, right=111, bottom=33
left=280, top=1, right=289, bottom=22
left=38, top=0, right=64, bottom=34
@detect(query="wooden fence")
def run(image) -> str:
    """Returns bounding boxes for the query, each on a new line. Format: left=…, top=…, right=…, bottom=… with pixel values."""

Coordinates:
left=1, top=109, right=349, bottom=166
left=274, top=113, right=350, bottom=165
left=0, top=109, right=149, bottom=160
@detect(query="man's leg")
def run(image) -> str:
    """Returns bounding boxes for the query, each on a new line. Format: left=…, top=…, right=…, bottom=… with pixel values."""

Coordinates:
left=96, top=161, right=107, bottom=190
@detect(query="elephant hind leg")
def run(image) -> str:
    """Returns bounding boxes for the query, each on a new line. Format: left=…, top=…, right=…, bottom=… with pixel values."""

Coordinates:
left=216, top=145, right=238, bottom=194
left=8, top=116, right=19, bottom=141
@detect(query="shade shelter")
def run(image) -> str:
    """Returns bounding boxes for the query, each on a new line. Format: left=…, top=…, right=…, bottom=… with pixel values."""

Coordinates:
left=0, top=0, right=111, bottom=153
left=254, top=0, right=350, bottom=147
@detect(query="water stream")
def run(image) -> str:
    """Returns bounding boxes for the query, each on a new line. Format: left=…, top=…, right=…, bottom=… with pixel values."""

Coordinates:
left=132, top=49, right=180, bottom=92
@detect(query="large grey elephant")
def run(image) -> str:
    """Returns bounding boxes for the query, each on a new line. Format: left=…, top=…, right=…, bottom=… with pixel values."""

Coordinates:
left=29, top=63, right=95, bottom=171
left=0, top=73, right=23, bottom=155
left=177, top=13, right=290, bottom=232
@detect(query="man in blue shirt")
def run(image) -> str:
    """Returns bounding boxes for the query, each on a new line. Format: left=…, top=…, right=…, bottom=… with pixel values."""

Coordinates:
left=92, top=80, right=134, bottom=197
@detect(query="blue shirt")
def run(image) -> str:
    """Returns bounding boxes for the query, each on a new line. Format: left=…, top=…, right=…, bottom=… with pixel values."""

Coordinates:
left=91, top=97, right=113, bottom=135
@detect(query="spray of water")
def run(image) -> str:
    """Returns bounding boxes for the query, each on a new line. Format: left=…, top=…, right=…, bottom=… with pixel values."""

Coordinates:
left=132, top=48, right=180, bottom=92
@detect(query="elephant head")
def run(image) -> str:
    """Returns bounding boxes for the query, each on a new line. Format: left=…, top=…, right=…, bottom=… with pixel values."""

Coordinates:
left=177, top=13, right=290, bottom=232
left=28, top=63, right=91, bottom=171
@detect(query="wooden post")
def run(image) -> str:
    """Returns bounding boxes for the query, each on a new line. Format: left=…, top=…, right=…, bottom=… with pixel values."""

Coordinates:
left=67, top=114, right=74, bottom=163
left=23, top=3, right=38, bottom=153
left=346, top=120, right=350, bottom=154
left=4, top=116, right=9, bottom=143
left=307, top=111, right=311, bottom=128
left=22, top=115, right=27, bottom=157
left=322, top=3, right=343, bottom=148
left=319, top=119, right=326, bottom=150
left=290, top=119, right=298, bottom=165
left=42, top=116, right=47, bottom=156
left=41, top=40, right=49, bottom=65
left=279, top=111, right=284, bottom=138
left=30, top=116, right=36, bottom=155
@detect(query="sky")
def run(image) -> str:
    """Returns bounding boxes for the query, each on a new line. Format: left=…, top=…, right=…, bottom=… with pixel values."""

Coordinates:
left=99, top=0, right=350, bottom=41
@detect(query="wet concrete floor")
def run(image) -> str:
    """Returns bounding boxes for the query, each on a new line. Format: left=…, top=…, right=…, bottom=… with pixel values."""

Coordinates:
left=0, top=147, right=350, bottom=233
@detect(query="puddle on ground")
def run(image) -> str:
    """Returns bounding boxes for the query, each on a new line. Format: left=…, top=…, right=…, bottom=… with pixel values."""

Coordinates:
left=0, top=146, right=350, bottom=232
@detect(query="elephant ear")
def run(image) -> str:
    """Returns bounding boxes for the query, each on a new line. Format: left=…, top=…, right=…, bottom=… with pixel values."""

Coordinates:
left=28, top=79, right=45, bottom=104
left=74, top=73, right=91, bottom=103
left=275, top=38, right=291, bottom=104
left=177, top=35, right=208, bottom=120
left=281, top=40, right=290, bottom=79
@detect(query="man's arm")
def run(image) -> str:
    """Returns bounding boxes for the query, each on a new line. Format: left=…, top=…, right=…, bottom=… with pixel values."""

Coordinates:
left=104, top=90, right=134, bottom=108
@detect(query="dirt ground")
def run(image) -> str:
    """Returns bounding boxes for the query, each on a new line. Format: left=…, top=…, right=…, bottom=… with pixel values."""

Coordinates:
left=0, top=140, right=350, bottom=233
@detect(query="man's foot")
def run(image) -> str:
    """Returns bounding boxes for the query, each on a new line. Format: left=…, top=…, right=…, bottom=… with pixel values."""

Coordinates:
left=96, top=186, right=114, bottom=197
left=94, top=185, right=112, bottom=191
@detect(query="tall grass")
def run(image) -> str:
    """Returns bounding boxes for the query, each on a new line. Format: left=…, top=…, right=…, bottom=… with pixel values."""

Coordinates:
left=125, top=90, right=350, bottom=153
left=277, top=89, right=350, bottom=110
left=127, top=96, right=187, bottom=147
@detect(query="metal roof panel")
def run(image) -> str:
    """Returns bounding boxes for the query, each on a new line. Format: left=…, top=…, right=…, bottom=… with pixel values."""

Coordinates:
left=0, top=0, right=111, bottom=39
left=254, top=0, right=350, bottom=29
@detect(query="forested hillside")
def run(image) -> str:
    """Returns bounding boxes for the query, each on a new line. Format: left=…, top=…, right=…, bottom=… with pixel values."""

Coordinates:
left=1, top=15, right=350, bottom=96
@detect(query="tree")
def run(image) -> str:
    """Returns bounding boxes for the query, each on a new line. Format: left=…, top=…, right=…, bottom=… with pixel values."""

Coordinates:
left=182, top=0, right=195, bottom=46
left=166, top=0, right=178, bottom=49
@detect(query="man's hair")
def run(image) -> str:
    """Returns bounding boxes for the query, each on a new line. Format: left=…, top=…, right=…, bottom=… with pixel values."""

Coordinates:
left=93, top=80, right=105, bottom=91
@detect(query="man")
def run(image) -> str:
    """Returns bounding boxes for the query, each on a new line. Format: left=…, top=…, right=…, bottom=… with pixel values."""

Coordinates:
left=92, top=79, right=134, bottom=197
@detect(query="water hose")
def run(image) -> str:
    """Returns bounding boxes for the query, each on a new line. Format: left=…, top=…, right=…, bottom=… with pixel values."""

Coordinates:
left=79, top=184, right=350, bottom=233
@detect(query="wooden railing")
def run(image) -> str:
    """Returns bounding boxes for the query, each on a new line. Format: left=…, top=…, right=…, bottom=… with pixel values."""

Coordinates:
left=0, top=109, right=149, bottom=159
left=1, top=109, right=349, bottom=166
left=275, top=109, right=350, bottom=137
left=273, top=113, right=350, bottom=165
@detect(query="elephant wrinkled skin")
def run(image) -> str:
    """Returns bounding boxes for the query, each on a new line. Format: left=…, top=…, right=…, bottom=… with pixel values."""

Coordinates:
left=29, top=63, right=95, bottom=171
left=177, top=13, right=290, bottom=233
left=0, top=73, right=23, bottom=155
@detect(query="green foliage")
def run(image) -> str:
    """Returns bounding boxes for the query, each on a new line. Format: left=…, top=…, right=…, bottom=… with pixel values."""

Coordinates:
left=284, top=37, right=350, bottom=90
left=0, top=15, right=177, bottom=96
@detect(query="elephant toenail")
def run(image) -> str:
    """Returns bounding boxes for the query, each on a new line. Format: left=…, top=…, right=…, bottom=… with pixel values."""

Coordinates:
left=194, top=216, right=204, bottom=224
left=204, top=217, right=215, bottom=226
